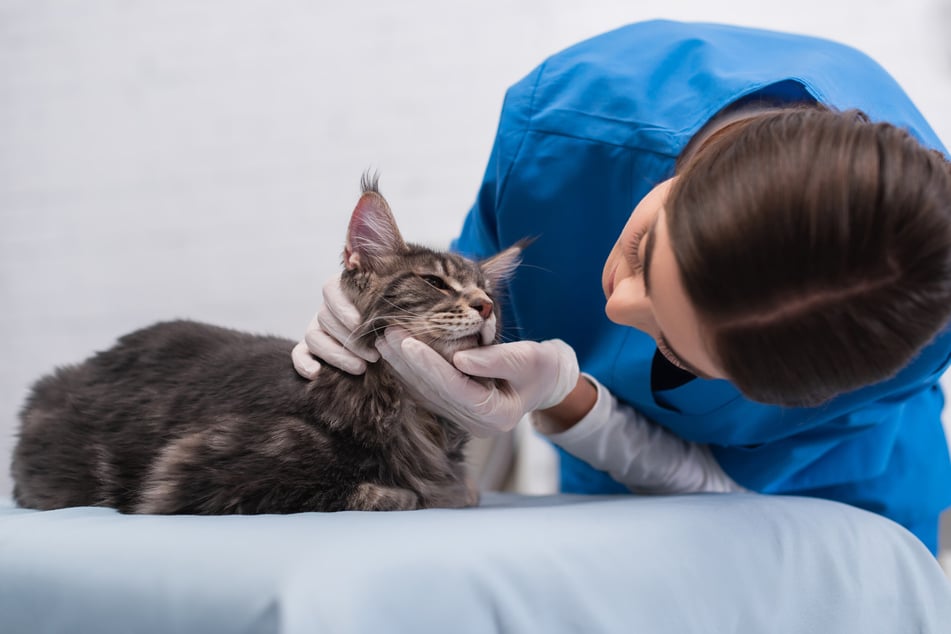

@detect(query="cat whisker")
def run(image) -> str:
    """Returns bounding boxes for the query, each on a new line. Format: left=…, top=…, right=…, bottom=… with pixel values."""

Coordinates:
left=350, top=314, right=427, bottom=338
left=377, top=297, right=430, bottom=318
left=512, top=263, right=552, bottom=274
left=346, top=316, right=456, bottom=350
left=357, top=319, right=479, bottom=346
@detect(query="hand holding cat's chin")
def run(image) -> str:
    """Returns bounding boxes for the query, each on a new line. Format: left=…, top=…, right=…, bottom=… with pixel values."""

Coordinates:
left=374, top=327, right=580, bottom=437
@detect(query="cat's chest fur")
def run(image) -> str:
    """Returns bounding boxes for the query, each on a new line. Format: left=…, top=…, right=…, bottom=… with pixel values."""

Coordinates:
left=306, top=361, right=473, bottom=507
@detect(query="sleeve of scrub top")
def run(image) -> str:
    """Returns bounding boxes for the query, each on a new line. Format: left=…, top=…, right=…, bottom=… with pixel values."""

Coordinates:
left=535, top=374, right=745, bottom=494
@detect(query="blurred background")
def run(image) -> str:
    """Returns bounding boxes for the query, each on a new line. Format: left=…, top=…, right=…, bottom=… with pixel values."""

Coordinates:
left=2, top=1, right=950, bottom=566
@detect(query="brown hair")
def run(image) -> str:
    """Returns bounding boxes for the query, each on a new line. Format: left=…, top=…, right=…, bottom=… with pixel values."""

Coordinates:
left=667, top=107, right=951, bottom=406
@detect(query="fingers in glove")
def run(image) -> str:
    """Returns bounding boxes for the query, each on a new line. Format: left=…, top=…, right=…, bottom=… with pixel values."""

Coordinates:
left=376, top=329, right=490, bottom=402
left=454, top=339, right=580, bottom=411
left=452, top=341, right=537, bottom=380
left=292, top=340, right=322, bottom=379
left=304, top=328, right=369, bottom=375
left=376, top=328, right=524, bottom=436
left=321, top=276, right=361, bottom=330
left=319, top=278, right=380, bottom=362
left=316, top=307, right=379, bottom=363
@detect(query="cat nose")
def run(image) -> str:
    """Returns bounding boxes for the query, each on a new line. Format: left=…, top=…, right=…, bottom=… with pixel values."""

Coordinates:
left=471, top=299, right=493, bottom=320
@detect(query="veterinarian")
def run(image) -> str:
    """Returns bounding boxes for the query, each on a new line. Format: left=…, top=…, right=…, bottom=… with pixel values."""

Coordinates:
left=292, top=20, right=951, bottom=555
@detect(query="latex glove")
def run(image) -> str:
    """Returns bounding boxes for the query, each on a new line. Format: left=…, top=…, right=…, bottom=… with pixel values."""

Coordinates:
left=291, top=274, right=380, bottom=379
left=374, top=327, right=580, bottom=437
left=538, top=375, right=745, bottom=494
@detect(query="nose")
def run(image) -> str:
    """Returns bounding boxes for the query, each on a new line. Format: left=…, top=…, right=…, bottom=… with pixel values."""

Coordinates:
left=470, top=299, right=494, bottom=320
left=604, top=273, right=659, bottom=336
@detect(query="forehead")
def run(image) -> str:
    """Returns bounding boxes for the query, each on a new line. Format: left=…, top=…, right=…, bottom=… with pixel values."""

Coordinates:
left=402, top=248, right=483, bottom=283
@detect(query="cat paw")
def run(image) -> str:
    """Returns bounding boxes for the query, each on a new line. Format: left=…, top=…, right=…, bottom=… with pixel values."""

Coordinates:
left=464, top=478, right=481, bottom=507
left=349, top=483, right=419, bottom=511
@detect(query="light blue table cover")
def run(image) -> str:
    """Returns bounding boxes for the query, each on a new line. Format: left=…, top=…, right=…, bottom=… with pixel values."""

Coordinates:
left=1, top=493, right=949, bottom=633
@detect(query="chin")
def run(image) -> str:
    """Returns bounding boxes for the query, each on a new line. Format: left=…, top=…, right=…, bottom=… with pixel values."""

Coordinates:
left=429, top=335, right=482, bottom=363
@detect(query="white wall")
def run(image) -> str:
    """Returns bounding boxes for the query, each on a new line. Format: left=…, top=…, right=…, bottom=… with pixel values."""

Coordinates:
left=3, top=1, right=951, bottom=504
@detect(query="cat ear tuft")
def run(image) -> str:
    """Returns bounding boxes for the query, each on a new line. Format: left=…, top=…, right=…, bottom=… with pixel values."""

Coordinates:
left=343, top=183, right=407, bottom=271
left=480, top=238, right=532, bottom=288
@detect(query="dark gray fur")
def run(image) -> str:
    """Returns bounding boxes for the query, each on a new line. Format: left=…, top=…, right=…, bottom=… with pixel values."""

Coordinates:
left=11, top=176, right=522, bottom=514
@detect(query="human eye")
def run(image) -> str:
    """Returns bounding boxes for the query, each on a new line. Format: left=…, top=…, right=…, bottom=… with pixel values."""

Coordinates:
left=627, top=228, right=647, bottom=273
left=657, top=335, right=694, bottom=375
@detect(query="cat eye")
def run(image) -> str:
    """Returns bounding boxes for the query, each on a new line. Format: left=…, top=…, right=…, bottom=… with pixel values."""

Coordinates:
left=420, top=274, right=450, bottom=291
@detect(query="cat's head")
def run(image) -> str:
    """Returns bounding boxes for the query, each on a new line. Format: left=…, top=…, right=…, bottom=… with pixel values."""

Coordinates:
left=340, top=174, right=523, bottom=362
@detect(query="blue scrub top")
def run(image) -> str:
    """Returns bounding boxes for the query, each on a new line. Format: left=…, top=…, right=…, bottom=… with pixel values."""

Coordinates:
left=452, top=20, right=951, bottom=553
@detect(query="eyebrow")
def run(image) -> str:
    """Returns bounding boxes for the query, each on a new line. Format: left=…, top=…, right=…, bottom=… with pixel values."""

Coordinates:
left=642, top=216, right=711, bottom=379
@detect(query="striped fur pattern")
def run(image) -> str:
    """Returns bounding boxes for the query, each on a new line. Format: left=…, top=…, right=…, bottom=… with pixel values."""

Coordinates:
left=11, top=175, right=523, bottom=514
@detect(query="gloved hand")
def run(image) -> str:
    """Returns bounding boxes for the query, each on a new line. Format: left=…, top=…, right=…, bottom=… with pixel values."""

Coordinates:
left=291, top=274, right=379, bottom=379
left=374, top=327, right=580, bottom=437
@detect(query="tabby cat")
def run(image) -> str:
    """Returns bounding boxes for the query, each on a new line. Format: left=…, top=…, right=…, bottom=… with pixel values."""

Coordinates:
left=11, top=175, right=522, bottom=514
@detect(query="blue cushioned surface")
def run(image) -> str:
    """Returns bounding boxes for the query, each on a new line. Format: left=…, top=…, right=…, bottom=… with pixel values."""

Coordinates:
left=1, top=493, right=949, bottom=633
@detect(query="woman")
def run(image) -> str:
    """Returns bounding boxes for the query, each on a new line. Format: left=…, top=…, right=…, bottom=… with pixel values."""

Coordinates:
left=293, top=20, right=951, bottom=554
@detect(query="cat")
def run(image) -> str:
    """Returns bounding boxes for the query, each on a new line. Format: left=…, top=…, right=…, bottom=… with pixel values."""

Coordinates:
left=11, top=174, right=523, bottom=514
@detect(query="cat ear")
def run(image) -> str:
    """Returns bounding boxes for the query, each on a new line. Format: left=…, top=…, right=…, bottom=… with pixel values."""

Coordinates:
left=480, top=240, right=529, bottom=289
left=343, top=189, right=407, bottom=271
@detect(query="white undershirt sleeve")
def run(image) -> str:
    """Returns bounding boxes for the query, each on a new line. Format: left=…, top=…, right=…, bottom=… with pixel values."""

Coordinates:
left=533, top=374, right=746, bottom=494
